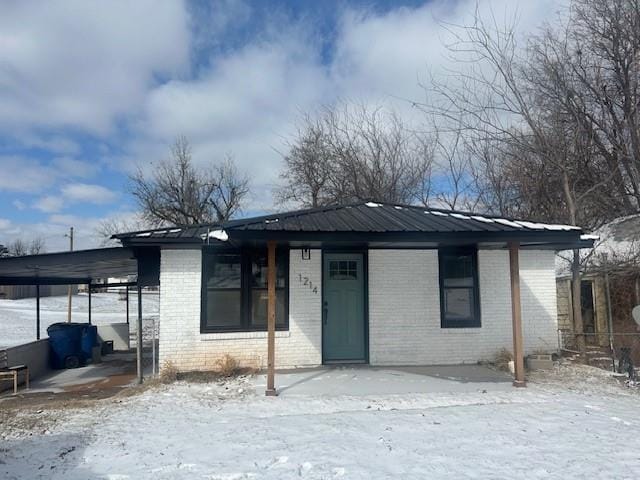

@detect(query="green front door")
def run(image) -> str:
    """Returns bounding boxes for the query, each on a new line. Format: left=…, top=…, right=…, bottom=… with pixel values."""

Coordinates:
left=323, top=253, right=366, bottom=363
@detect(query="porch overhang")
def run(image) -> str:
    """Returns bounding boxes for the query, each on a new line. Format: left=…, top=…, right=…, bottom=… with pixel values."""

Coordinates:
left=0, top=247, right=159, bottom=286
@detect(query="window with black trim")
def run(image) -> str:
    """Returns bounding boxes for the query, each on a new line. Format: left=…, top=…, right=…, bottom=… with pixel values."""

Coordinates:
left=202, top=248, right=289, bottom=332
left=438, top=247, right=480, bottom=328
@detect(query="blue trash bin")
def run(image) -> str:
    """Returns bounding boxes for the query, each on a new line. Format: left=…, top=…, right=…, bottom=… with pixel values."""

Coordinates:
left=47, top=323, right=91, bottom=369
left=81, top=324, right=98, bottom=362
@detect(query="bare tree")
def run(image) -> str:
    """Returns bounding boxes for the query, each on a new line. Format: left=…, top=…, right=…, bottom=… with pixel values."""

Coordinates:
left=276, top=104, right=435, bottom=207
left=28, top=236, right=46, bottom=255
left=5, top=236, right=47, bottom=256
left=130, top=136, right=250, bottom=226
left=428, top=121, right=483, bottom=211
left=419, top=2, right=640, bottom=353
left=7, top=239, right=27, bottom=256
left=275, top=116, right=334, bottom=208
left=96, top=215, right=154, bottom=246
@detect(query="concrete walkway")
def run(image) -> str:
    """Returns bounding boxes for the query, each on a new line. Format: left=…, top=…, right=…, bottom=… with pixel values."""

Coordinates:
left=252, top=365, right=513, bottom=396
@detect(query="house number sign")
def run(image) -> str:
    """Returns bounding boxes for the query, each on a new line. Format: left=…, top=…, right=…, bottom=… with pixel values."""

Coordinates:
left=298, top=274, right=318, bottom=294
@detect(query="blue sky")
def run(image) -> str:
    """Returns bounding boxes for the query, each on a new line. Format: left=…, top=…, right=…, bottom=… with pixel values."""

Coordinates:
left=0, top=0, right=560, bottom=251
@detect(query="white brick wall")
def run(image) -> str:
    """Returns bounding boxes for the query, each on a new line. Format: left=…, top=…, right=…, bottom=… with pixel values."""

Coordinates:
left=520, top=250, right=559, bottom=352
left=368, top=249, right=558, bottom=365
left=159, top=248, right=321, bottom=371
left=159, top=247, right=558, bottom=371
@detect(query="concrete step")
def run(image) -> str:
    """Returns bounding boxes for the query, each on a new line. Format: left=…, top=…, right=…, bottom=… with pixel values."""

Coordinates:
left=585, top=348, right=612, bottom=357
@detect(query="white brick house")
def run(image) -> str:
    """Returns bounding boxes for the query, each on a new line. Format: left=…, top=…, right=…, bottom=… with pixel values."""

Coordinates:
left=112, top=201, right=592, bottom=390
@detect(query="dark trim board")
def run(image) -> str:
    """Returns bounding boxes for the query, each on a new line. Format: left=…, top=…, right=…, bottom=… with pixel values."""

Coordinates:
left=224, top=230, right=584, bottom=245
left=0, top=276, right=92, bottom=286
left=321, top=248, right=369, bottom=365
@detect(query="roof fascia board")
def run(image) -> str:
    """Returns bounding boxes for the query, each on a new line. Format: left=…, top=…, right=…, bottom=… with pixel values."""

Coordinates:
left=0, top=276, right=92, bottom=286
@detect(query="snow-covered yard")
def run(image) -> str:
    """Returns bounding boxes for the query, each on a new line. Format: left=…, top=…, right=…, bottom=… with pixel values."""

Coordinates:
left=0, top=293, right=159, bottom=348
left=1, top=364, right=639, bottom=479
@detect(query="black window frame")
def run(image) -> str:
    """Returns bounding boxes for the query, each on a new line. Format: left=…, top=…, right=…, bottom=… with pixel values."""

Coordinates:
left=438, top=246, right=481, bottom=328
left=201, top=247, right=289, bottom=333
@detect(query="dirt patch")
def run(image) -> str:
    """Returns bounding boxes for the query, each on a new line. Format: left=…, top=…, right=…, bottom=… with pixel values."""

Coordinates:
left=0, top=380, right=159, bottom=439
left=177, top=368, right=257, bottom=383
left=62, top=373, right=136, bottom=393
left=528, top=360, right=637, bottom=396
left=0, top=375, right=153, bottom=412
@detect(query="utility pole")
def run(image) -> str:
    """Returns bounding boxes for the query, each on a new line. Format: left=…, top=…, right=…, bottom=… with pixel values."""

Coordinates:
left=65, top=227, right=74, bottom=323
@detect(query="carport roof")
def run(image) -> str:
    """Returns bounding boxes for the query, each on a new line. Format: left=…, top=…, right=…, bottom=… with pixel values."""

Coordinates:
left=0, top=247, right=139, bottom=285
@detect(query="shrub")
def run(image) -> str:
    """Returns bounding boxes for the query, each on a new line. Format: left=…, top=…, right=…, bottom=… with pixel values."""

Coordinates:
left=493, top=348, right=514, bottom=372
left=159, top=360, right=179, bottom=384
left=215, top=354, right=240, bottom=377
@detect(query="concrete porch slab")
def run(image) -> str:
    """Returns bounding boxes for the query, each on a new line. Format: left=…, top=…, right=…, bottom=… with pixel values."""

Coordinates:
left=2, top=352, right=139, bottom=396
left=252, top=365, right=513, bottom=397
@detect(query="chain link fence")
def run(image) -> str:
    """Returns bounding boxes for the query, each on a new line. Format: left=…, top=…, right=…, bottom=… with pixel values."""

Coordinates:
left=129, top=317, right=159, bottom=379
left=558, top=329, right=640, bottom=378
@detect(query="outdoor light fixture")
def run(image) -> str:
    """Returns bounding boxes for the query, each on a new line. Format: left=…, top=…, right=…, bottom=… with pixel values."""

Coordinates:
left=302, top=248, right=311, bottom=260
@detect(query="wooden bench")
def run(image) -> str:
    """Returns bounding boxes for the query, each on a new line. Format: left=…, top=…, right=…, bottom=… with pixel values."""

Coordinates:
left=0, top=350, right=29, bottom=394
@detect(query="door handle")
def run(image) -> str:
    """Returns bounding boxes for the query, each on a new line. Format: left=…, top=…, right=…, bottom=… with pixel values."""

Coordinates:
left=323, top=301, right=328, bottom=325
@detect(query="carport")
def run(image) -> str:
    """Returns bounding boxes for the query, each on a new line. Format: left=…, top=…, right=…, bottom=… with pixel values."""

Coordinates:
left=0, top=246, right=159, bottom=383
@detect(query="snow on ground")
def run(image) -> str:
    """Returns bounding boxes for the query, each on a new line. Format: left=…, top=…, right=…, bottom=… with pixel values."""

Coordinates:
left=0, top=293, right=159, bottom=348
left=2, top=365, right=640, bottom=479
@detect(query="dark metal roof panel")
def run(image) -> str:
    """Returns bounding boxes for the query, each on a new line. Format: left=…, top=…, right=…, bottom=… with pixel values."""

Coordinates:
left=0, top=247, right=140, bottom=285
left=112, top=201, right=587, bottom=245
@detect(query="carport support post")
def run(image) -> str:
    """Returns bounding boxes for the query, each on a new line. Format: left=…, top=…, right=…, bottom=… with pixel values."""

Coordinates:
left=266, top=240, right=277, bottom=396
left=36, top=284, right=41, bottom=340
left=137, top=285, right=143, bottom=384
left=87, top=284, right=92, bottom=325
left=126, top=287, right=130, bottom=324
left=509, top=242, right=526, bottom=387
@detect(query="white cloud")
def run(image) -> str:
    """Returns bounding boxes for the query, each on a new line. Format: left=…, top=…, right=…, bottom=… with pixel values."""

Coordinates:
left=0, top=216, right=102, bottom=252
left=9, top=133, right=81, bottom=155
left=0, top=0, right=190, bottom=136
left=12, top=200, right=26, bottom=211
left=0, top=218, right=12, bottom=230
left=0, top=155, right=103, bottom=196
left=53, top=157, right=100, bottom=179
left=0, top=156, right=58, bottom=193
left=0, top=0, right=568, bottom=243
left=61, top=183, right=118, bottom=204
left=131, top=24, right=328, bottom=183
left=33, top=195, right=64, bottom=213
left=48, top=214, right=84, bottom=226
left=122, top=0, right=564, bottom=202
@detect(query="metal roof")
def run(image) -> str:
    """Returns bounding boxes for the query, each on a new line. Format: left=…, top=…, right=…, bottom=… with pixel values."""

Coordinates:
left=112, top=202, right=592, bottom=249
left=0, top=247, right=142, bottom=285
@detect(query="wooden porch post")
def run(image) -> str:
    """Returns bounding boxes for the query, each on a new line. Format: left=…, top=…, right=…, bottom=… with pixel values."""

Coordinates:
left=509, top=242, right=526, bottom=387
left=265, top=240, right=277, bottom=396
left=87, top=284, right=92, bottom=325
